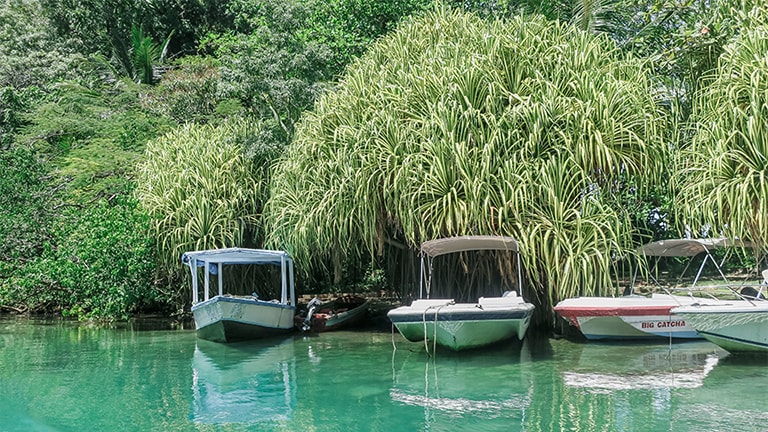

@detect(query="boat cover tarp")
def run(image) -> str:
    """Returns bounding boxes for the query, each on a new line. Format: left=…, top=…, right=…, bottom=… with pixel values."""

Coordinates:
left=636, top=238, right=753, bottom=257
left=182, top=248, right=292, bottom=267
left=421, top=235, right=520, bottom=257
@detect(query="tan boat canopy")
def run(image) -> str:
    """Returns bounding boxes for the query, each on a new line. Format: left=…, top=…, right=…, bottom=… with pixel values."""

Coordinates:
left=636, top=238, right=753, bottom=257
left=418, top=235, right=523, bottom=299
left=420, top=235, right=520, bottom=258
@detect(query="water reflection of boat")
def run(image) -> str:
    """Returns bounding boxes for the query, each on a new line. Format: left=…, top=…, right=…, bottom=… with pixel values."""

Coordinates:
left=561, top=341, right=728, bottom=391
left=389, top=343, right=533, bottom=427
left=671, top=355, right=768, bottom=429
left=191, top=338, right=296, bottom=425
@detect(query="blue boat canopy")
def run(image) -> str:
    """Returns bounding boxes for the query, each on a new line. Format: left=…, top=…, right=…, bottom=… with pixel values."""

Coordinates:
left=182, top=247, right=296, bottom=306
left=182, top=248, right=292, bottom=267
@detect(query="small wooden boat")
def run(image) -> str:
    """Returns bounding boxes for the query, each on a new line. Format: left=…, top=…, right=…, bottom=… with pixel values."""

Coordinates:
left=295, top=295, right=370, bottom=332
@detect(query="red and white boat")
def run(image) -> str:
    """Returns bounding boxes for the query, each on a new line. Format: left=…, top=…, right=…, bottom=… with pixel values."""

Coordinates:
left=554, top=238, right=746, bottom=341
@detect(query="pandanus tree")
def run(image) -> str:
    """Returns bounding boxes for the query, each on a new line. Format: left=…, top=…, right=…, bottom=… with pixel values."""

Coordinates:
left=265, top=8, right=669, bottom=319
left=135, top=121, right=276, bottom=272
left=675, top=25, right=768, bottom=261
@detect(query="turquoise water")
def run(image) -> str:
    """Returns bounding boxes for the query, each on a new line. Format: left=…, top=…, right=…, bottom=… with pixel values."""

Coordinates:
left=1, top=316, right=767, bottom=431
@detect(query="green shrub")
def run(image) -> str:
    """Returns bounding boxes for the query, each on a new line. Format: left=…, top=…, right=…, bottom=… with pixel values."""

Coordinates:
left=0, top=197, right=159, bottom=320
left=0, top=144, right=51, bottom=263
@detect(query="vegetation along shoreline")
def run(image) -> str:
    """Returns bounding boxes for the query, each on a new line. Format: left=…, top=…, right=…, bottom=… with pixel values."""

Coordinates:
left=2, top=1, right=767, bottom=338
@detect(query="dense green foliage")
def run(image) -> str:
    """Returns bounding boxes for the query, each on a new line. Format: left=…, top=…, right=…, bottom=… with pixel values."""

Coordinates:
left=141, top=56, right=231, bottom=125
left=265, top=9, right=668, bottom=314
left=40, top=0, right=230, bottom=61
left=16, top=82, right=173, bottom=203
left=0, top=0, right=81, bottom=88
left=1, top=0, right=429, bottom=318
left=0, top=82, right=173, bottom=318
left=0, top=145, right=52, bottom=265
left=1, top=197, right=158, bottom=319
left=1, top=0, right=767, bottom=323
left=208, top=0, right=433, bottom=149
left=136, top=121, right=278, bottom=271
left=0, top=68, right=174, bottom=318
left=676, top=23, right=768, bottom=257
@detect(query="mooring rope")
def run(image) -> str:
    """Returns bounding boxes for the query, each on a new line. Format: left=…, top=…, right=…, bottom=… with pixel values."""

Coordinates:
left=391, top=322, right=397, bottom=352
left=422, top=307, right=432, bottom=356
left=421, top=302, right=452, bottom=358
left=432, top=304, right=450, bottom=356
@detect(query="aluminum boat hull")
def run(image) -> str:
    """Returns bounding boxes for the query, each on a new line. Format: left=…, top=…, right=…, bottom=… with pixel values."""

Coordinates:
left=671, top=302, right=768, bottom=353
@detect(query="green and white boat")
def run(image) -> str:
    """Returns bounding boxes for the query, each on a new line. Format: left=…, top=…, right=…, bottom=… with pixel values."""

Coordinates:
left=388, top=236, right=534, bottom=351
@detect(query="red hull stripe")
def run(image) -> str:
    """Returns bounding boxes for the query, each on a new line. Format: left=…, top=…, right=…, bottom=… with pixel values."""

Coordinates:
left=554, top=306, right=675, bottom=318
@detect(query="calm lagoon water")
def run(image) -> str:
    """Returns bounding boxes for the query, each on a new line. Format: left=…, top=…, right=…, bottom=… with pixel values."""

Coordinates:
left=1, top=316, right=767, bottom=432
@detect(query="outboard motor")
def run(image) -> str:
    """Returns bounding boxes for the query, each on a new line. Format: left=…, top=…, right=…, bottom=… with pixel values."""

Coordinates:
left=301, top=297, right=324, bottom=331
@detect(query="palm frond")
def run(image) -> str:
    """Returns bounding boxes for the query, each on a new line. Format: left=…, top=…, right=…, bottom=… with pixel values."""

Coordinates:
left=265, top=9, right=668, bottom=314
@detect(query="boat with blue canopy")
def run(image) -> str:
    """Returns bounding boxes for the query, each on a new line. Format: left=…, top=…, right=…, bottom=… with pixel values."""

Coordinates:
left=182, top=248, right=296, bottom=343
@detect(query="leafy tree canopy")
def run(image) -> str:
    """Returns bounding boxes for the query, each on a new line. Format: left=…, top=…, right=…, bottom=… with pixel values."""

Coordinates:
left=40, top=0, right=231, bottom=59
left=0, top=0, right=82, bottom=88
left=266, top=8, right=669, bottom=311
left=676, top=24, right=768, bottom=258
left=15, top=81, right=173, bottom=204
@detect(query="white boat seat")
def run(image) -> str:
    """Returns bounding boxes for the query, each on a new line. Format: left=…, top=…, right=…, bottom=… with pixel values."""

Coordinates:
left=479, top=295, right=523, bottom=306
left=410, top=299, right=455, bottom=308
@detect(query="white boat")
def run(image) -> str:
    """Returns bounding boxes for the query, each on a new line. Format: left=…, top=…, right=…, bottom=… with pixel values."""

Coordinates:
left=554, top=238, right=748, bottom=341
left=182, top=248, right=297, bottom=343
left=671, top=297, right=768, bottom=353
left=387, top=236, right=535, bottom=351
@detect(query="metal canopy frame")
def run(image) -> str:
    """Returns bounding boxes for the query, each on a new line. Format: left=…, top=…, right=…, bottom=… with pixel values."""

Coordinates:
left=182, top=248, right=296, bottom=306
left=418, top=236, right=523, bottom=300
left=630, top=238, right=755, bottom=296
